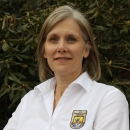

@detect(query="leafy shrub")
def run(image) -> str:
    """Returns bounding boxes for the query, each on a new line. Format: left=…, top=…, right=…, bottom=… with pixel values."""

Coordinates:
left=0, top=0, right=130, bottom=129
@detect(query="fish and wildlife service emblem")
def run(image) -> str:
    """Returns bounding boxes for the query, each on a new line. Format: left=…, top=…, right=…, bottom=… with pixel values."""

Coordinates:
left=70, top=110, right=87, bottom=129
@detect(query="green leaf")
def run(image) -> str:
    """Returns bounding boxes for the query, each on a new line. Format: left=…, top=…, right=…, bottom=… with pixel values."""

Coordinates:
left=8, top=29, right=16, bottom=33
left=18, top=54, right=30, bottom=59
left=28, top=67, right=35, bottom=75
left=15, top=54, right=23, bottom=61
left=4, top=74, right=8, bottom=86
left=0, top=87, right=8, bottom=98
left=120, top=27, right=128, bottom=34
left=8, top=76, right=22, bottom=84
left=2, top=43, right=9, bottom=51
left=21, top=89, right=27, bottom=98
left=24, top=34, right=32, bottom=41
left=8, top=39, right=20, bottom=42
left=107, top=67, right=112, bottom=77
left=100, top=13, right=110, bottom=21
left=99, top=45, right=111, bottom=49
left=8, top=72, right=22, bottom=84
left=93, top=10, right=99, bottom=18
left=20, top=63, right=28, bottom=68
left=34, top=36, right=38, bottom=43
left=14, top=73, right=27, bottom=79
left=25, top=37, right=34, bottom=45
left=18, top=24, right=29, bottom=30
left=89, top=3, right=96, bottom=8
left=8, top=91, right=22, bottom=109
left=86, top=8, right=97, bottom=14
left=5, top=31, right=10, bottom=38
left=9, top=91, right=14, bottom=101
left=96, top=25, right=105, bottom=31
left=20, top=45, right=30, bottom=53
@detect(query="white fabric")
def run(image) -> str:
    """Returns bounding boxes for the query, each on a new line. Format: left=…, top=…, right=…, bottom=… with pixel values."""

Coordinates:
left=3, top=72, right=129, bottom=130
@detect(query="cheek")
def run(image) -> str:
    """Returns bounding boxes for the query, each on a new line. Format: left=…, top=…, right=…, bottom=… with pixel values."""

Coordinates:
left=73, top=46, right=85, bottom=57
left=44, top=47, right=54, bottom=58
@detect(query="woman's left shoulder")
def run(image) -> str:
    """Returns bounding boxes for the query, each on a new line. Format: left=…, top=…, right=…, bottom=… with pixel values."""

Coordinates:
left=92, top=81, right=127, bottom=101
left=92, top=82, right=129, bottom=130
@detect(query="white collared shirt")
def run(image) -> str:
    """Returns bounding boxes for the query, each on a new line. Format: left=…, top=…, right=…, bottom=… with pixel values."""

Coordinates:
left=3, top=72, right=129, bottom=130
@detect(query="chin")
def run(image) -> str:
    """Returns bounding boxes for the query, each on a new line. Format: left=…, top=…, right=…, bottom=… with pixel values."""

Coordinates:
left=54, top=69, right=71, bottom=76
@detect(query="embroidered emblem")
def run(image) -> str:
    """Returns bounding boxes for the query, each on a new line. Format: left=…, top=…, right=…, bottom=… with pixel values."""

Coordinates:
left=70, top=110, right=87, bottom=129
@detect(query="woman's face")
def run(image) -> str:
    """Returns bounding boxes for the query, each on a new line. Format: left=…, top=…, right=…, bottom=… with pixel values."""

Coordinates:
left=44, top=18, right=89, bottom=77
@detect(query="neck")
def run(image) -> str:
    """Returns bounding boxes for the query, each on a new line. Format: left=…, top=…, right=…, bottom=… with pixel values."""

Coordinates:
left=53, top=70, right=82, bottom=111
left=54, top=70, right=82, bottom=96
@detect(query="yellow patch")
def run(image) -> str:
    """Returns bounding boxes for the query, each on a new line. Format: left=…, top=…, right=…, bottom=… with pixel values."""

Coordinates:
left=70, top=110, right=87, bottom=129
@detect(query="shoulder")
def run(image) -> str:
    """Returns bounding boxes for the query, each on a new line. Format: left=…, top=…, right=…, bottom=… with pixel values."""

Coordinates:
left=92, top=81, right=123, bottom=96
left=78, top=72, right=123, bottom=97
left=92, top=81, right=128, bottom=111
left=21, top=77, right=56, bottom=101
left=92, top=83, right=129, bottom=130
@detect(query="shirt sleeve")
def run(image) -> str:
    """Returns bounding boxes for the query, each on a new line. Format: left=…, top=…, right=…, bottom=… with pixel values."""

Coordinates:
left=93, top=90, right=129, bottom=130
left=3, top=98, right=24, bottom=130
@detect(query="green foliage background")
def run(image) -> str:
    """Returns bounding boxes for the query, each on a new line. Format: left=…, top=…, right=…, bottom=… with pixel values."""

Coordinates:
left=0, top=0, right=130, bottom=129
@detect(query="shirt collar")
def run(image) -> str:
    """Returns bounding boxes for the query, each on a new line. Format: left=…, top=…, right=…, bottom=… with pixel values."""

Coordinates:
left=35, top=77, right=56, bottom=94
left=36, top=72, right=92, bottom=94
left=69, top=72, right=93, bottom=93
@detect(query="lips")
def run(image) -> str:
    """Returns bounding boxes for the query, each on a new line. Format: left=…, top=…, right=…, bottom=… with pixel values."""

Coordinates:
left=54, top=57, right=72, bottom=60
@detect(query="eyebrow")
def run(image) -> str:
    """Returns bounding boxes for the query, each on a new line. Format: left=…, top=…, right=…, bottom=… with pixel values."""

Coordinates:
left=47, top=33, right=58, bottom=38
left=47, top=32, right=80, bottom=38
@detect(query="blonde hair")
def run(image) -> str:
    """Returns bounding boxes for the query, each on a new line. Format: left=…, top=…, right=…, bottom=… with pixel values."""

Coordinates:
left=37, top=5, right=101, bottom=81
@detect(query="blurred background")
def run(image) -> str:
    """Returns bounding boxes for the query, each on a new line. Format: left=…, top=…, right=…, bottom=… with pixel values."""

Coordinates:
left=0, top=0, right=130, bottom=129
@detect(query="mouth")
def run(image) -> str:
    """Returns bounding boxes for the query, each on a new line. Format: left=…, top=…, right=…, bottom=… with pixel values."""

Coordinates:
left=54, top=57, right=72, bottom=60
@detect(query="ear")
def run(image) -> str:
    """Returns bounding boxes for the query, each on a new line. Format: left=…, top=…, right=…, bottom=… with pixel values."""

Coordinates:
left=83, top=41, right=90, bottom=58
left=83, top=49, right=89, bottom=58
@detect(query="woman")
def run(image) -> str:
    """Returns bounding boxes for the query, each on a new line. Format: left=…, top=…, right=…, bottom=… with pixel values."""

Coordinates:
left=4, top=5, right=129, bottom=130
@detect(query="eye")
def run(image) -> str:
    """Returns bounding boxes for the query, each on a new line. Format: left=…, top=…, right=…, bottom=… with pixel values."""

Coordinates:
left=49, top=37, right=58, bottom=43
left=67, top=37, right=77, bottom=42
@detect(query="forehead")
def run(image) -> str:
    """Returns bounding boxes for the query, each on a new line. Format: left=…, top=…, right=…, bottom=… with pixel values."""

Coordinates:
left=47, top=18, right=82, bottom=36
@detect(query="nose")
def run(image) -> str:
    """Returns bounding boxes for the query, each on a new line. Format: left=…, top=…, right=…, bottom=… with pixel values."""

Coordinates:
left=57, top=40, right=68, bottom=53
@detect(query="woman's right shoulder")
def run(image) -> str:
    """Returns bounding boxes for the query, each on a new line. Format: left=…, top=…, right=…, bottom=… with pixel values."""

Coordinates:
left=22, top=77, right=56, bottom=101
